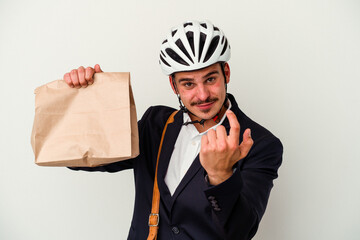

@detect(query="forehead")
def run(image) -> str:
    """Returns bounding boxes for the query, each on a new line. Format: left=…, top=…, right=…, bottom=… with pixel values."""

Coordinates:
left=174, top=63, right=221, bottom=81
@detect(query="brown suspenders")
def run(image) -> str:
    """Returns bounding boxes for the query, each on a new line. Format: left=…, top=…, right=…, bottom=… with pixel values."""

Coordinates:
left=147, top=111, right=178, bottom=240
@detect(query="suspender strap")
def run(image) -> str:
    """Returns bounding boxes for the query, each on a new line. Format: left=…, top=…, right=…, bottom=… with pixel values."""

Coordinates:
left=147, top=110, right=178, bottom=240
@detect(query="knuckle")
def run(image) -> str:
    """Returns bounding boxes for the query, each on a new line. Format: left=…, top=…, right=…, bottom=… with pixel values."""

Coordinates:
left=209, top=144, right=217, bottom=152
left=205, top=144, right=212, bottom=152
left=70, top=69, right=78, bottom=78
left=200, top=147, right=207, bottom=154
left=208, top=129, right=216, bottom=136
left=79, top=78, right=87, bottom=85
left=201, top=148, right=209, bottom=156
left=218, top=145, right=227, bottom=153
left=217, top=141, right=227, bottom=151
left=86, top=66, right=94, bottom=73
left=63, top=73, right=69, bottom=80
left=229, top=144, right=237, bottom=152
left=232, top=125, right=240, bottom=131
left=64, top=78, right=71, bottom=84
left=78, top=66, right=85, bottom=73
left=85, top=67, right=94, bottom=78
left=217, top=125, right=225, bottom=131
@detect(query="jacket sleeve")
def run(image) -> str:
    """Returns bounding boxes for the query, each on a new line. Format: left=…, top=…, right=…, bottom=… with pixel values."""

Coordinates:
left=68, top=107, right=154, bottom=173
left=203, top=136, right=283, bottom=239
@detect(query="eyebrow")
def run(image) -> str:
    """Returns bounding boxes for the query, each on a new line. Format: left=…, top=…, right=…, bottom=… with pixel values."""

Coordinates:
left=203, top=70, right=220, bottom=79
left=178, top=70, right=220, bottom=83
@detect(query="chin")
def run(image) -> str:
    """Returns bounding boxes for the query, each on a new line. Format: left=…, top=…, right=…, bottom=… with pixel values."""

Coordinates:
left=188, top=105, right=220, bottom=120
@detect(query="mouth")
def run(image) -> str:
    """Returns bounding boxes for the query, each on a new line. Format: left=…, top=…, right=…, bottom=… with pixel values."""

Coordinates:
left=195, top=101, right=216, bottom=111
left=189, top=97, right=219, bottom=113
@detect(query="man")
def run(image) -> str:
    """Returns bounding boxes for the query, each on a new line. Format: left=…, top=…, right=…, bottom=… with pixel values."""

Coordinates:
left=64, top=20, right=283, bottom=240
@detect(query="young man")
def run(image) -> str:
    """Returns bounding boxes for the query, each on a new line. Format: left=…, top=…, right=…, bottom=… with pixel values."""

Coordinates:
left=65, top=20, right=283, bottom=240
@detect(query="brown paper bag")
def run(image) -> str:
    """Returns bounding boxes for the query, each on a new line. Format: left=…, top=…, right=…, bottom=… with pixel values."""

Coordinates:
left=31, top=72, right=139, bottom=167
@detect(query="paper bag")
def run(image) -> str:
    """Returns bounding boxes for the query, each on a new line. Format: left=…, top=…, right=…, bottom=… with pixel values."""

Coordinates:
left=31, top=72, right=139, bottom=167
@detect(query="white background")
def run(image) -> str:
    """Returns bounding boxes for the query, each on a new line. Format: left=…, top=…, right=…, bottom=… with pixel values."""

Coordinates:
left=0, top=0, right=359, bottom=239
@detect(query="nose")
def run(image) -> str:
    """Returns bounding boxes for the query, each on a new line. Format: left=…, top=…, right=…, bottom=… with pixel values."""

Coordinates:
left=196, top=84, right=210, bottom=101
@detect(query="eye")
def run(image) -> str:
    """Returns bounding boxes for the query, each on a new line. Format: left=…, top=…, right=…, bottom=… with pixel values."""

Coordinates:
left=206, top=77, right=216, bottom=83
left=183, top=82, right=193, bottom=87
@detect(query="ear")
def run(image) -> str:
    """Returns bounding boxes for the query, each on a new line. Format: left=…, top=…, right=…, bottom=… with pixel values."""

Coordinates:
left=169, top=76, right=178, bottom=94
left=224, top=62, right=230, bottom=84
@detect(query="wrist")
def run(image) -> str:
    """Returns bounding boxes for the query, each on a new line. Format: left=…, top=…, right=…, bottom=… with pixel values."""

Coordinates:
left=207, top=170, right=233, bottom=186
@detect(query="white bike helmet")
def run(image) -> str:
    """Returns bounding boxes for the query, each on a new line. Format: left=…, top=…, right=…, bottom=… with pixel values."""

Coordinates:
left=159, top=20, right=231, bottom=75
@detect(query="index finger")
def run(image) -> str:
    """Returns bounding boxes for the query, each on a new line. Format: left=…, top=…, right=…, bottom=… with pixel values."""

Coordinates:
left=226, top=110, right=240, bottom=145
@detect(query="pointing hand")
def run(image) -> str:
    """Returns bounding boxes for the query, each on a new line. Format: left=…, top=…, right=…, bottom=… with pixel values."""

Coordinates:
left=200, top=110, right=254, bottom=185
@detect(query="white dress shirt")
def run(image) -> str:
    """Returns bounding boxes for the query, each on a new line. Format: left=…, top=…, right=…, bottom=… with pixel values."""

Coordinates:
left=164, top=100, right=232, bottom=195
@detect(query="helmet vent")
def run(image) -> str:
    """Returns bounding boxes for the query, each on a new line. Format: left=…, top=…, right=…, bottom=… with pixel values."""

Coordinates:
left=183, top=22, right=193, bottom=28
left=186, top=31, right=195, bottom=56
left=204, top=36, right=220, bottom=62
left=176, top=39, right=194, bottom=64
left=160, top=55, right=170, bottom=67
left=172, top=29, right=177, bottom=37
left=220, top=39, right=228, bottom=56
left=198, top=32, right=207, bottom=62
left=165, top=48, right=190, bottom=66
left=214, top=26, right=219, bottom=31
left=200, top=23, right=207, bottom=29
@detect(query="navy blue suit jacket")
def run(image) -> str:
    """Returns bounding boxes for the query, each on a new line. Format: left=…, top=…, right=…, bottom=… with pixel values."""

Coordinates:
left=70, top=94, right=283, bottom=240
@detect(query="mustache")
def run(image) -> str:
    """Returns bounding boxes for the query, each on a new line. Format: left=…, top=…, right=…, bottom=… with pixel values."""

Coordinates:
left=190, top=97, right=219, bottom=106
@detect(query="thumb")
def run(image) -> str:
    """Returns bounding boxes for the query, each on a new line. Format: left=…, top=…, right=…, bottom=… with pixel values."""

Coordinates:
left=94, top=64, right=103, bottom=73
left=238, top=128, right=253, bottom=160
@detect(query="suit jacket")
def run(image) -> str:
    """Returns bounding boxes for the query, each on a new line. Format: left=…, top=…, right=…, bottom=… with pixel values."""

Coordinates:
left=70, top=94, right=283, bottom=240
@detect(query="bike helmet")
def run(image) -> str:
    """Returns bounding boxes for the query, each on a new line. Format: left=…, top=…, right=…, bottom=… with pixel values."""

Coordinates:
left=159, top=20, right=231, bottom=75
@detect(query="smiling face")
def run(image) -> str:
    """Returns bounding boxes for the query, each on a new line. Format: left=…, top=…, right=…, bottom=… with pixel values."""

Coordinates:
left=170, top=62, right=230, bottom=122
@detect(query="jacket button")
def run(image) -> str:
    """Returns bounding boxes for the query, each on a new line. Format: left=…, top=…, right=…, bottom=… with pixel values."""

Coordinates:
left=172, top=226, right=180, bottom=234
left=214, top=207, right=221, bottom=211
left=208, top=196, right=215, bottom=201
left=212, top=203, right=219, bottom=208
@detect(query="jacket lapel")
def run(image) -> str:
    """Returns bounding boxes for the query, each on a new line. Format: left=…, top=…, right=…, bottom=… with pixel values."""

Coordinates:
left=169, top=154, right=202, bottom=210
